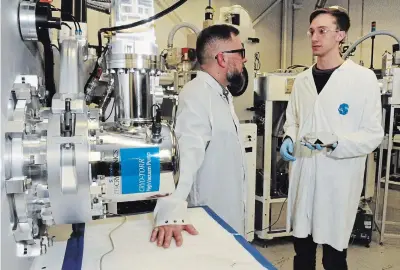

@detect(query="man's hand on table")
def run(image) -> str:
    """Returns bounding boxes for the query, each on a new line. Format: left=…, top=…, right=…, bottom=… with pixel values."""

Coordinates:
left=150, top=224, right=198, bottom=248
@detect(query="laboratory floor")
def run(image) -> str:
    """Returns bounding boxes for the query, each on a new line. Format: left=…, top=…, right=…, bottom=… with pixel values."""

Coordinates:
left=255, top=236, right=400, bottom=270
left=255, top=188, right=400, bottom=270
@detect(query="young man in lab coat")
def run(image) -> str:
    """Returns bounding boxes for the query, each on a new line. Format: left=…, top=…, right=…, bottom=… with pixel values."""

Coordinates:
left=280, top=7, right=383, bottom=270
left=150, top=24, right=248, bottom=248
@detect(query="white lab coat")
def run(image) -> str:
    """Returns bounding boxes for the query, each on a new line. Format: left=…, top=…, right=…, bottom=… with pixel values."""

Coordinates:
left=284, top=60, right=383, bottom=251
left=154, top=71, right=248, bottom=235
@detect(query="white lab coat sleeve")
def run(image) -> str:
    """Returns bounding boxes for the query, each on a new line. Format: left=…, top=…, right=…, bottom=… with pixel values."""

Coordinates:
left=330, top=73, right=384, bottom=159
left=153, top=87, right=211, bottom=227
left=283, top=83, right=299, bottom=141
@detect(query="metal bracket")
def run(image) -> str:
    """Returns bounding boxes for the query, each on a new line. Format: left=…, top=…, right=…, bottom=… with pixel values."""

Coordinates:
left=5, top=177, right=30, bottom=194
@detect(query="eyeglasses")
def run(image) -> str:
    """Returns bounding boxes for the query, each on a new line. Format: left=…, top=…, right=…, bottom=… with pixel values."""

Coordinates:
left=215, top=48, right=246, bottom=59
left=307, top=28, right=340, bottom=38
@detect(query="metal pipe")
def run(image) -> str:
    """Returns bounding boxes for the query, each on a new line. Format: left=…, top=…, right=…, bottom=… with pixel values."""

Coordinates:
left=74, top=0, right=87, bottom=22
left=343, top=31, right=400, bottom=59
left=280, top=0, right=289, bottom=69
left=252, top=0, right=282, bottom=27
left=359, top=0, right=365, bottom=65
left=291, top=1, right=304, bottom=66
left=314, top=0, right=327, bottom=9
left=167, top=23, right=201, bottom=48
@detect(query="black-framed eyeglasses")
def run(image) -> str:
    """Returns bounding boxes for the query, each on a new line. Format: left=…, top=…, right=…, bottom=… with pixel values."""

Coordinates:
left=215, top=48, right=246, bottom=59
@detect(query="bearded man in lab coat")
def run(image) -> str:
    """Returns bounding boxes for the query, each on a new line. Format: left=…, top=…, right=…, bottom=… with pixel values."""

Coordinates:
left=280, top=6, right=383, bottom=270
left=150, top=24, right=248, bottom=248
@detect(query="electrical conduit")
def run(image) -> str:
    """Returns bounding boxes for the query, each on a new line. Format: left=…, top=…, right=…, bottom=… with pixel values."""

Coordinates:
left=343, top=31, right=400, bottom=59
left=167, top=22, right=201, bottom=48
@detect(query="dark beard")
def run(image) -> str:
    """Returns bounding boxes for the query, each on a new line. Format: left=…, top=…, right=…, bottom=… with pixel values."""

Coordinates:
left=227, top=69, right=245, bottom=96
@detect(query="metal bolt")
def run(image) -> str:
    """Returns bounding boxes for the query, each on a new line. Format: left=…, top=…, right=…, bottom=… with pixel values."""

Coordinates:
left=93, top=197, right=99, bottom=204
left=29, top=155, right=35, bottom=165
left=64, top=143, right=71, bottom=149
left=99, top=139, right=103, bottom=144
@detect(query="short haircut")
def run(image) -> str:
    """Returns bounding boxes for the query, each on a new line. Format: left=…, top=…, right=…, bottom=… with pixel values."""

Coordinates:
left=196, top=24, right=240, bottom=65
left=309, top=6, right=350, bottom=32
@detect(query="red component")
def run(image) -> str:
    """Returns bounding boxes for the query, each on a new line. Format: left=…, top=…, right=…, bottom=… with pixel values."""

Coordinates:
left=181, top=48, right=190, bottom=54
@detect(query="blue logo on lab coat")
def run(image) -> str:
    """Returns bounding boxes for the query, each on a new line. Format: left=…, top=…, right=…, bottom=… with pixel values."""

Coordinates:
left=338, top=103, right=349, bottom=115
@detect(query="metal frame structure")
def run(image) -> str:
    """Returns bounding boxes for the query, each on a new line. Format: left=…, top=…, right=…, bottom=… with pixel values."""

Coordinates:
left=240, top=123, right=258, bottom=242
left=375, top=104, right=400, bottom=243
left=254, top=72, right=296, bottom=241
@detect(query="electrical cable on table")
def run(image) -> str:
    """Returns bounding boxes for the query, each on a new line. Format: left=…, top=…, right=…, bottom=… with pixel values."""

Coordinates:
left=99, top=216, right=127, bottom=270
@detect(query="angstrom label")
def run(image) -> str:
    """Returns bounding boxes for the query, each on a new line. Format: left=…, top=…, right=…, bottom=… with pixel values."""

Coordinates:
left=119, top=147, right=161, bottom=194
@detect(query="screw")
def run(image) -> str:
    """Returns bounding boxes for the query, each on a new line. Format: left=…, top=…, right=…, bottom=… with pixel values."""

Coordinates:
left=29, top=155, right=35, bottom=165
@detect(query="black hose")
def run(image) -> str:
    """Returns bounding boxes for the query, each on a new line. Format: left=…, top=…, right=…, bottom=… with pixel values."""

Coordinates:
left=96, top=0, right=187, bottom=56
left=87, top=3, right=110, bottom=14
left=51, top=6, right=81, bottom=32
left=61, top=22, right=72, bottom=29
left=38, top=29, right=56, bottom=107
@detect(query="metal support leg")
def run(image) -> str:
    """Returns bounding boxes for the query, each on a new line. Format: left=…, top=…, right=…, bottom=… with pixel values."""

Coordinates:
left=381, top=105, right=395, bottom=244
left=375, top=107, right=386, bottom=231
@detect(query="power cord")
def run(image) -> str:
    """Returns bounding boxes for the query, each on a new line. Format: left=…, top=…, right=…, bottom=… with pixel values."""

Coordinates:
left=51, top=44, right=60, bottom=51
left=104, top=99, right=115, bottom=121
left=246, top=197, right=287, bottom=235
left=51, top=5, right=81, bottom=32
left=99, top=216, right=127, bottom=270
left=61, top=22, right=72, bottom=30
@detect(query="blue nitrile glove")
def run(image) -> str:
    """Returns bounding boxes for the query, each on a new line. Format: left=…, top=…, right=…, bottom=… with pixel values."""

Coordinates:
left=280, top=138, right=296, bottom=162
left=304, top=142, right=323, bottom=151
left=302, top=142, right=338, bottom=150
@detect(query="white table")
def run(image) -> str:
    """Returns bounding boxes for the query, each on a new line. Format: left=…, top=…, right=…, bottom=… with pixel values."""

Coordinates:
left=31, top=207, right=276, bottom=270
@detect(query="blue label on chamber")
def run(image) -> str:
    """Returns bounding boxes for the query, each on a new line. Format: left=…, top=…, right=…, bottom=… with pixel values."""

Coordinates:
left=120, top=147, right=160, bottom=194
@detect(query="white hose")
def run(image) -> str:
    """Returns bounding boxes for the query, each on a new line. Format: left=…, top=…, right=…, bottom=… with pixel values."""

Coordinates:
left=167, top=23, right=201, bottom=48
left=343, top=30, right=400, bottom=59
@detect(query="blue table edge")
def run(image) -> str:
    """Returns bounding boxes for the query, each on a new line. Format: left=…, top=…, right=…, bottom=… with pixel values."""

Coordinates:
left=201, top=206, right=277, bottom=270
left=62, top=206, right=277, bottom=270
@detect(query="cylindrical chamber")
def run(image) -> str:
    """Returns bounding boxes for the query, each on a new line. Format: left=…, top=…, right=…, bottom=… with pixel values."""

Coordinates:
left=90, top=123, right=179, bottom=202
left=114, top=70, right=153, bottom=123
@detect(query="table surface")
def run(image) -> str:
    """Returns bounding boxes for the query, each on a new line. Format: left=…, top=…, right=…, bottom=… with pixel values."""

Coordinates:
left=31, top=206, right=276, bottom=270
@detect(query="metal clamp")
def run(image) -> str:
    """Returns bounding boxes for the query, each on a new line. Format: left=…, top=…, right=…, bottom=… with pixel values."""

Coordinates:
left=5, top=177, right=31, bottom=194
